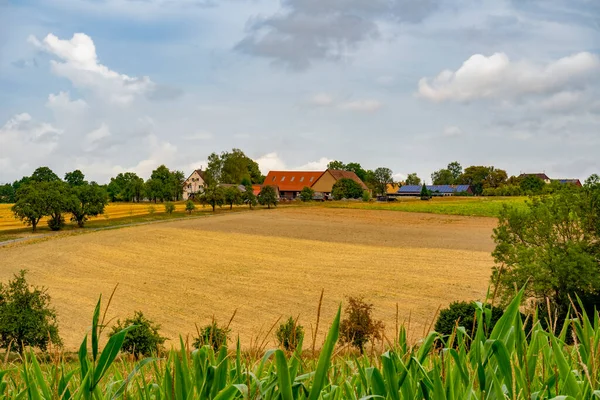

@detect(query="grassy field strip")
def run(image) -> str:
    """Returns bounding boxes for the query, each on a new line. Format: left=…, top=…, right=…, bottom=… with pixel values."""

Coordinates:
left=0, top=224, right=492, bottom=350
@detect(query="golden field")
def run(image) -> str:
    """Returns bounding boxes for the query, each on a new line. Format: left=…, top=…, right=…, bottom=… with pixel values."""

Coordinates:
left=0, top=207, right=497, bottom=350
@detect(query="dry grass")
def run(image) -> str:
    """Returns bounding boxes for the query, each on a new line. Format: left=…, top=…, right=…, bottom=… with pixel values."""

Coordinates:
left=0, top=207, right=496, bottom=350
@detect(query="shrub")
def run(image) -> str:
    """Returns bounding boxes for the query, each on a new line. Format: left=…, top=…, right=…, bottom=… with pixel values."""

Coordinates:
left=164, top=201, right=175, bottom=215
left=332, top=178, right=363, bottom=200
left=193, top=322, right=229, bottom=351
left=339, top=296, right=384, bottom=353
left=434, top=301, right=503, bottom=339
left=276, top=317, right=304, bottom=351
left=300, top=187, right=314, bottom=202
left=0, top=270, right=61, bottom=353
left=420, top=183, right=431, bottom=200
left=185, top=200, right=196, bottom=214
left=148, top=205, right=156, bottom=215
left=109, top=311, right=166, bottom=359
left=361, top=190, right=371, bottom=202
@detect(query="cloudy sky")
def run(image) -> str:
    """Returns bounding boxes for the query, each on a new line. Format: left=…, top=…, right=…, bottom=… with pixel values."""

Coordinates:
left=0, top=0, right=599, bottom=184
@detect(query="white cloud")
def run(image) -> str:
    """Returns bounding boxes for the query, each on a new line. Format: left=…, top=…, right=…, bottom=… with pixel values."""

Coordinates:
left=84, top=123, right=111, bottom=152
left=46, top=91, right=88, bottom=113
left=339, top=99, right=383, bottom=112
left=539, top=91, right=583, bottom=112
left=296, top=157, right=332, bottom=171
left=30, top=33, right=154, bottom=105
left=255, top=152, right=287, bottom=174
left=309, top=93, right=335, bottom=107
left=442, top=126, right=463, bottom=137
left=418, top=52, right=600, bottom=102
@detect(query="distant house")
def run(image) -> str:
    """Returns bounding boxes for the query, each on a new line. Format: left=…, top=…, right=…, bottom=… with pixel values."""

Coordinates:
left=251, top=184, right=280, bottom=198
left=519, top=173, right=551, bottom=184
left=397, top=185, right=473, bottom=197
left=263, top=171, right=324, bottom=199
left=311, top=170, right=369, bottom=198
left=552, top=179, right=582, bottom=187
left=183, top=169, right=206, bottom=200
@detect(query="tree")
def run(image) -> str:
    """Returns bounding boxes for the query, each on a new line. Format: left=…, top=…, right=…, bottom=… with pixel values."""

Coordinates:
left=64, top=170, right=86, bottom=187
left=0, top=271, right=61, bottom=353
left=206, top=149, right=264, bottom=185
left=185, top=200, right=196, bottom=214
left=109, top=311, right=166, bottom=359
left=327, top=160, right=346, bottom=170
left=0, top=184, right=14, bottom=204
left=331, top=178, right=364, bottom=200
left=339, top=296, right=384, bottom=353
left=108, top=172, right=144, bottom=202
left=372, top=167, right=394, bottom=196
left=459, top=166, right=506, bottom=195
left=420, top=183, right=431, bottom=200
left=345, top=163, right=367, bottom=182
left=258, top=185, right=278, bottom=209
left=492, top=188, right=600, bottom=318
left=11, top=184, right=47, bottom=232
left=199, top=184, right=225, bottom=212
left=69, top=183, right=108, bottom=227
left=224, top=186, right=243, bottom=210
left=520, top=176, right=545, bottom=194
left=164, top=201, right=175, bottom=215
left=242, top=185, right=258, bottom=209
left=300, top=186, right=315, bottom=202
left=483, top=167, right=508, bottom=189
left=45, top=181, right=71, bottom=231
left=30, top=167, right=60, bottom=183
left=447, top=161, right=463, bottom=181
left=405, top=173, right=421, bottom=186
left=431, top=169, right=454, bottom=185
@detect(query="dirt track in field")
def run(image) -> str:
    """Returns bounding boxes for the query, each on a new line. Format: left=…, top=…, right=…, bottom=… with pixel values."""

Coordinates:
left=0, top=207, right=497, bottom=350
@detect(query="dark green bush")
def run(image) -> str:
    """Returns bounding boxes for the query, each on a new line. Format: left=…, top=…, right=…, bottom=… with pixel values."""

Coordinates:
left=0, top=270, right=61, bottom=353
left=434, top=301, right=503, bottom=338
left=109, top=311, right=166, bottom=359
left=276, top=317, right=304, bottom=351
left=300, top=187, right=314, bottom=202
left=193, top=322, right=229, bottom=351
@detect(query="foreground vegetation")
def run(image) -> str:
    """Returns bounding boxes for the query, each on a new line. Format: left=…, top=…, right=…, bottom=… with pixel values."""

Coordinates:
left=3, top=289, right=600, bottom=398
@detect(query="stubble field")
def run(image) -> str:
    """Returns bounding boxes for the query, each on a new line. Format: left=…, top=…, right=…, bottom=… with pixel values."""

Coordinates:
left=0, top=207, right=497, bottom=350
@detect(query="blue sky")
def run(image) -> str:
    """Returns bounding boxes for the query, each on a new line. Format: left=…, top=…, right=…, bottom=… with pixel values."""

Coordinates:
left=1, top=0, right=599, bottom=184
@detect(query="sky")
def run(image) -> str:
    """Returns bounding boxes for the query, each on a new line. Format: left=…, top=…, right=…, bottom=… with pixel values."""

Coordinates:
left=0, top=0, right=599, bottom=184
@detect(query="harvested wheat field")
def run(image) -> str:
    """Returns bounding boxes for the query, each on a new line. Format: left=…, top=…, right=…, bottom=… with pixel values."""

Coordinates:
left=0, top=207, right=497, bottom=350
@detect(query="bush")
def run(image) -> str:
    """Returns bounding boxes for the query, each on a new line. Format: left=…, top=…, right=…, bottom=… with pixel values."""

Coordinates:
left=109, top=311, right=166, bottom=359
left=332, top=178, right=364, bottom=200
left=0, top=271, right=61, bottom=353
left=193, top=322, right=229, bottom=351
left=276, top=317, right=304, bottom=351
left=434, top=301, right=503, bottom=339
left=300, top=187, right=314, bottom=202
left=185, top=200, right=196, bottom=214
left=361, top=190, right=371, bottom=202
left=420, top=183, right=431, bottom=200
left=47, top=213, right=65, bottom=231
left=340, top=296, right=383, bottom=353
left=164, top=201, right=175, bottom=215
left=148, top=205, right=156, bottom=215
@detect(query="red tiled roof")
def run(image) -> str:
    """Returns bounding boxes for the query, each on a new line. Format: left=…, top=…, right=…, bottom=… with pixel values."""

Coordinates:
left=328, top=170, right=369, bottom=190
left=263, top=171, right=324, bottom=192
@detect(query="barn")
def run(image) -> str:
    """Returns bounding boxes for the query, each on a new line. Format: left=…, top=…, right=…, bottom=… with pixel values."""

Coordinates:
left=262, top=171, right=323, bottom=199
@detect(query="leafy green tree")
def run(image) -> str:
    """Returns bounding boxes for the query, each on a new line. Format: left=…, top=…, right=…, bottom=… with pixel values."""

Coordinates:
left=483, top=167, right=508, bottom=189
left=405, top=173, right=421, bottom=186
left=206, top=149, right=264, bottom=185
left=585, top=174, right=600, bottom=187
left=242, top=185, right=258, bottom=209
left=69, top=182, right=108, bottom=227
left=185, top=200, right=196, bottom=214
left=431, top=169, right=454, bottom=185
left=372, top=167, right=394, bottom=196
left=300, top=186, right=315, bottom=202
left=107, top=172, right=144, bottom=202
left=0, top=271, right=61, bottom=353
left=109, top=311, right=166, bottom=359
left=224, top=186, right=243, bottom=209
left=11, top=184, right=47, bottom=232
left=45, top=181, right=71, bottom=231
left=276, top=317, right=304, bottom=351
left=164, top=201, right=175, bottom=215
left=420, top=183, right=431, bottom=200
left=345, top=163, right=367, bottom=182
left=199, top=184, right=225, bottom=212
left=64, top=170, right=86, bottom=187
left=332, top=178, right=364, bottom=200
left=492, top=188, right=600, bottom=317
left=459, top=166, right=506, bottom=195
left=447, top=161, right=463, bottom=181
left=0, top=183, right=15, bottom=203
left=30, top=167, right=60, bottom=183
left=258, top=185, right=278, bottom=209
left=327, top=160, right=346, bottom=170
left=520, top=176, right=545, bottom=194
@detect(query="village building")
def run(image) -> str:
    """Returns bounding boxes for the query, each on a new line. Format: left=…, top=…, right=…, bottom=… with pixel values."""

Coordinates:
left=552, top=179, right=582, bottom=187
left=183, top=169, right=206, bottom=200
left=311, top=169, right=369, bottom=198
left=519, top=173, right=551, bottom=184
left=397, top=185, right=473, bottom=197
left=262, top=171, right=324, bottom=199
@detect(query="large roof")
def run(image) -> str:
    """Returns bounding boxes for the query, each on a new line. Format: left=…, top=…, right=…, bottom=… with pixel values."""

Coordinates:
left=519, top=173, right=550, bottom=180
left=186, top=169, right=206, bottom=181
left=398, top=185, right=471, bottom=193
left=263, top=171, right=324, bottom=192
left=327, top=170, right=369, bottom=190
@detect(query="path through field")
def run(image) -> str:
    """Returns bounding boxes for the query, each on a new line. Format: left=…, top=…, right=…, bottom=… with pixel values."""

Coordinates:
left=0, top=207, right=497, bottom=350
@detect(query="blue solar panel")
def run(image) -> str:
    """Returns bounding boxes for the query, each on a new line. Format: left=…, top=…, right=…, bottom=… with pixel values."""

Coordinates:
left=397, top=185, right=471, bottom=194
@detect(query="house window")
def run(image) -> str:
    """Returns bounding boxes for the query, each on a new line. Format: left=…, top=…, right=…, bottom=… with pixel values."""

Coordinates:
left=281, top=176, right=285, bottom=182
left=310, top=177, right=314, bottom=182
left=291, top=177, right=295, bottom=182
left=300, top=177, right=304, bottom=182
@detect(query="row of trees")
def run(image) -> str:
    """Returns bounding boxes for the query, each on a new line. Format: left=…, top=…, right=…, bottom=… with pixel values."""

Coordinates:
left=11, top=167, right=108, bottom=232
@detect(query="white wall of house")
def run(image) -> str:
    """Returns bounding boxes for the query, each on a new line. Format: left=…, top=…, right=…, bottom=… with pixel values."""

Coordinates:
left=183, top=170, right=205, bottom=200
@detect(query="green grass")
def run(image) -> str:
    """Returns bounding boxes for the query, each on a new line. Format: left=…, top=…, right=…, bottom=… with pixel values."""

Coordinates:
left=2, top=290, right=600, bottom=398
left=325, top=196, right=529, bottom=217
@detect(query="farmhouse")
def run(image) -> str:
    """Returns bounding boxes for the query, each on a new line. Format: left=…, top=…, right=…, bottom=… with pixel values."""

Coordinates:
left=183, top=169, right=206, bottom=200
left=519, top=173, right=551, bottom=184
left=311, top=170, right=369, bottom=198
left=397, top=185, right=473, bottom=197
left=552, top=179, right=582, bottom=187
left=263, top=171, right=323, bottom=199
